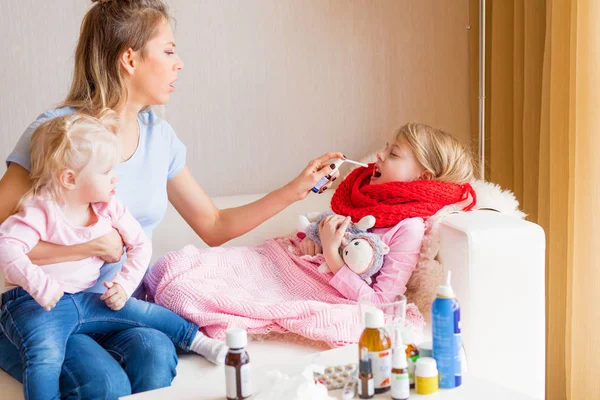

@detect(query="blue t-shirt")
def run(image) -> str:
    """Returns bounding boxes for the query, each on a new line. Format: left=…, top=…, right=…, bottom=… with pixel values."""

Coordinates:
left=6, top=107, right=186, bottom=294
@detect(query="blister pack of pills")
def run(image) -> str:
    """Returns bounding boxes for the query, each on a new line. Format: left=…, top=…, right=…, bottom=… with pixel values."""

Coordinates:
left=313, top=363, right=358, bottom=390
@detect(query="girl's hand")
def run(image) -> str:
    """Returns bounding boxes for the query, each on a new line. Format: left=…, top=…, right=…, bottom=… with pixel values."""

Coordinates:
left=319, top=214, right=351, bottom=256
left=318, top=214, right=350, bottom=274
left=284, top=152, right=346, bottom=201
left=100, top=281, right=127, bottom=311
left=91, top=229, right=124, bottom=263
left=298, top=238, right=322, bottom=256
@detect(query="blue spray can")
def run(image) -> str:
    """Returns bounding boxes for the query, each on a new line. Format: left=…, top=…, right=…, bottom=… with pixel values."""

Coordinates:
left=431, top=271, right=462, bottom=388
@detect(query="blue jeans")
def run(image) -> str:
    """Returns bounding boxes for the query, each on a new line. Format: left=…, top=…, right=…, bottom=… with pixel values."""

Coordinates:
left=0, top=288, right=198, bottom=400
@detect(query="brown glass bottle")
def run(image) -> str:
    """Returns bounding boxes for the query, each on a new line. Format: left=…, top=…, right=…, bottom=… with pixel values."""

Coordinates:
left=358, top=309, right=392, bottom=394
left=225, top=329, right=251, bottom=400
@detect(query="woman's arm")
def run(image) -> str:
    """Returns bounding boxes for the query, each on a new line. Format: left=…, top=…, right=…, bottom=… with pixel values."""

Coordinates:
left=168, top=153, right=344, bottom=247
left=0, top=163, right=30, bottom=224
left=28, top=230, right=124, bottom=265
left=0, top=163, right=124, bottom=265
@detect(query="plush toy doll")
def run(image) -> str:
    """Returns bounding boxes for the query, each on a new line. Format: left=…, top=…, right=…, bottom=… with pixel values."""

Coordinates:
left=297, top=212, right=390, bottom=284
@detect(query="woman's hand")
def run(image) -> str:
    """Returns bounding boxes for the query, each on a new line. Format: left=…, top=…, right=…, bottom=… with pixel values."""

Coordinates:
left=298, top=238, right=322, bottom=256
left=284, top=152, right=346, bottom=201
left=91, top=229, right=124, bottom=263
left=319, top=214, right=351, bottom=273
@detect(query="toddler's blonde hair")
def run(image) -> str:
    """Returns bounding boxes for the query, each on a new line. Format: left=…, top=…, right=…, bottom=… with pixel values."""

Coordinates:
left=395, top=123, right=477, bottom=184
left=20, top=110, right=121, bottom=209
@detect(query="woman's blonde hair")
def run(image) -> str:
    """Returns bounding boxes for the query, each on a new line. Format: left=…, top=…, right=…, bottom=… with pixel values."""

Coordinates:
left=395, top=123, right=477, bottom=184
left=59, top=0, right=171, bottom=116
left=19, top=111, right=121, bottom=210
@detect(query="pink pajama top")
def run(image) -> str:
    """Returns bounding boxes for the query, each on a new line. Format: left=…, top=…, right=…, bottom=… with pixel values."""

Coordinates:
left=0, top=196, right=151, bottom=307
left=328, top=217, right=425, bottom=303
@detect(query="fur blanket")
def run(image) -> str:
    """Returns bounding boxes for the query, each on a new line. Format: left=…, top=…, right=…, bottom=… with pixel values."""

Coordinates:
left=405, top=180, right=526, bottom=321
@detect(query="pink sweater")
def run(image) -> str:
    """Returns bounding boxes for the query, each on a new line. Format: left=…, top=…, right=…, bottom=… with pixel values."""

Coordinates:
left=0, top=196, right=151, bottom=307
left=328, top=217, right=425, bottom=302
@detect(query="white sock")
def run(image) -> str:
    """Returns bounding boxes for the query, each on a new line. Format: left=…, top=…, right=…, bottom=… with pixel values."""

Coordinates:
left=190, top=331, right=228, bottom=365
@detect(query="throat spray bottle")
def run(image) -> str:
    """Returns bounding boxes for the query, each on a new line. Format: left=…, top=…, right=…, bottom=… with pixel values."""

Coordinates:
left=431, top=271, right=462, bottom=388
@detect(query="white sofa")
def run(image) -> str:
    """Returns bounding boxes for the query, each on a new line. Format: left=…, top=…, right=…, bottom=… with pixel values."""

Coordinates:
left=0, top=190, right=546, bottom=399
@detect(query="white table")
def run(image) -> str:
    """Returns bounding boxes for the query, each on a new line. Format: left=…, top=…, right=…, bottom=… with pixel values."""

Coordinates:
left=121, top=344, right=538, bottom=400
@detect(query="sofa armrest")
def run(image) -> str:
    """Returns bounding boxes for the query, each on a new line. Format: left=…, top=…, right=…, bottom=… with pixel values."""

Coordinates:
left=438, top=210, right=545, bottom=399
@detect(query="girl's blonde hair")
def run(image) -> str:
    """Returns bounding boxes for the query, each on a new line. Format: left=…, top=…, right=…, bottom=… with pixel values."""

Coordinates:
left=59, top=0, right=171, bottom=116
left=19, top=111, right=121, bottom=210
left=395, top=123, right=477, bottom=184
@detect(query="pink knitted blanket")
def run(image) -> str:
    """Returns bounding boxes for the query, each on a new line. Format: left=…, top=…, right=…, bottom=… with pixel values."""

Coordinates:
left=145, top=236, right=424, bottom=347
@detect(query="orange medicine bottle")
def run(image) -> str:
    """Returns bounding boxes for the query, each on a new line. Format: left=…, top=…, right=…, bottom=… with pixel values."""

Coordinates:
left=358, top=309, right=392, bottom=394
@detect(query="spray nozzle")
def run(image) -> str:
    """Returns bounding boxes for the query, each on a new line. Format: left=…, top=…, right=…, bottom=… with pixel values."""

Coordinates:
left=436, top=270, right=455, bottom=298
left=311, top=157, right=368, bottom=193
left=359, top=347, right=372, bottom=374
left=394, top=328, right=403, bottom=348
left=360, top=347, right=369, bottom=362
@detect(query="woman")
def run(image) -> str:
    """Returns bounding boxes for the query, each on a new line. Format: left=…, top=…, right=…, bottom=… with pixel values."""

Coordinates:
left=0, top=0, right=342, bottom=398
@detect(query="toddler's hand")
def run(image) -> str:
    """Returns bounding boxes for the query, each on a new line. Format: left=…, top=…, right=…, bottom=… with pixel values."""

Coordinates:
left=100, top=281, right=127, bottom=311
left=43, top=288, right=64, bottom=312
left=298, top=238, right=322, bottom=256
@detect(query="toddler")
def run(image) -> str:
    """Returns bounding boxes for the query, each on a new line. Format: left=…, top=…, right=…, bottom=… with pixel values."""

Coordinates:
left=0, top=112, right=226, bottom=400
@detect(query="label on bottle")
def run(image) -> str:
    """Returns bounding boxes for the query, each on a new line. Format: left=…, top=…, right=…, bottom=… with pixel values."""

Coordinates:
left=391, top=372, right=410, bottom=399
left=432, top=296, right=462, bottom=389
left=225, top=364, right=252, bottom=398
left=358, top=378, right=375, bottom=396
left=368, top=350, right=392, bottom=389
left=225, top=365, right=236, bottom=398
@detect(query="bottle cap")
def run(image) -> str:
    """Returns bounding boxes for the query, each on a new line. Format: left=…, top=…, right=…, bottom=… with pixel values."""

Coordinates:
left=418, top=341, right=433, bottom=358
left=364, top=309, right=384, bottom=328
left=436, top=271, right=455, bottom=298
left=415, top=357, right=438, bottom=378
left=225, top=328, right=247, bottom=349
left=392, top=346, right=408, bottom=369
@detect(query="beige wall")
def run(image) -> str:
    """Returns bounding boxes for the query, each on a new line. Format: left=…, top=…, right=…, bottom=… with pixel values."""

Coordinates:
left=0, top=0, right=470, bottom=196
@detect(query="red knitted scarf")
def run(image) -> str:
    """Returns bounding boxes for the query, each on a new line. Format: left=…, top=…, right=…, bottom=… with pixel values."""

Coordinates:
left=331, top=164, right=477, bottom=228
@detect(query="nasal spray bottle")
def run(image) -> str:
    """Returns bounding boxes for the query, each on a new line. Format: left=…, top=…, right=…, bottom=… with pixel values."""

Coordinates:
left=431, top=271, right=462, bottom=389
left=311, top=158, right=368, bottom=193
left=390, top=329, right=410, bottom=400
